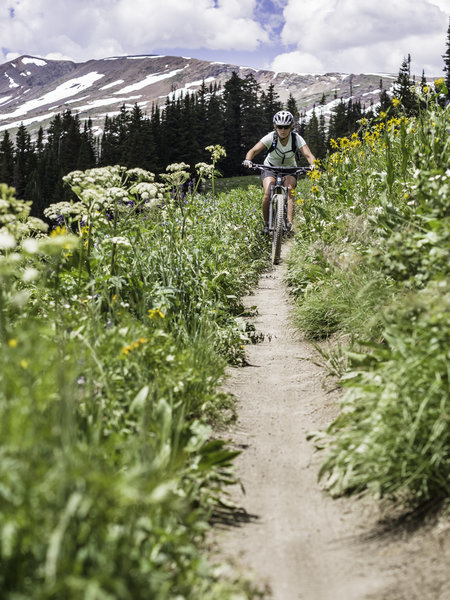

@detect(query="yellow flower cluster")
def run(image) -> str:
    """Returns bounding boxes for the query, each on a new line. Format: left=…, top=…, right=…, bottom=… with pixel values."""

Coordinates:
left=308, top=168, right=322, bottom=182
left=121, top=336, right=148, bottom=356
left=148, top=308, right=165, bottom=321
left=50, top=225, right=67, bottom=238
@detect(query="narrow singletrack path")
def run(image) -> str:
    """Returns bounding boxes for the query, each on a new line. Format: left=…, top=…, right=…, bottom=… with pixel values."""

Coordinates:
left=213, top=242, right=450, bottom=600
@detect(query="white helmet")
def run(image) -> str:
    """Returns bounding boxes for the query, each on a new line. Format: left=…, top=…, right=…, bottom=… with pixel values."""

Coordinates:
left=273, top=110, right=294, bottom=126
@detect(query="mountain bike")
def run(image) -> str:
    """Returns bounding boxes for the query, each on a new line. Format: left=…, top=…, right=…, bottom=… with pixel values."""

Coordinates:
left=251, top=164, right=311, bottom=265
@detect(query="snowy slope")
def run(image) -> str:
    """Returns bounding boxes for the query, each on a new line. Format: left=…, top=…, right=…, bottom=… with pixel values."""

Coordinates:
left=0, top=54, right=396, bottom=136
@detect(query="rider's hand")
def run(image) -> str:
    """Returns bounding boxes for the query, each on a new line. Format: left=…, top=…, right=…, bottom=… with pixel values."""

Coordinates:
left=242, top=159, right=253, bottom=168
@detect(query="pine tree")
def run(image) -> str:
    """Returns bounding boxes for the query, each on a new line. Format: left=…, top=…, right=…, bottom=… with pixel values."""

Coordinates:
left=26, top=128, right=46, bottom=218
left=0, top=131, right=15, bottom=186
left=222, top=72, right=245, bottom=176
left=261, top=83, right=283, bottom=131
left=304, top=108, right=321, bottom=160
left=443, top=18, right=450, bottom=99
left=204, top=86, right=225, bottom=151
left=241, top=74, right=264, bottom=167
left=393, top=55, right=418, bottom=116
left=123, top=104, right=155, bottom=169
left=194, top=81, right=211, bottom=163
left=78, top=118, right=97, bottom=170
left=14, top=124, right=34, bottom=199
left=286, top=93, right=299, bottom=122
left=328, top=99, right=348, bottom=143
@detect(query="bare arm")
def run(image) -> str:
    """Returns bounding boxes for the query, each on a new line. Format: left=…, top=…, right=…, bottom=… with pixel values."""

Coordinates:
left=245, top=141, right=266, bottom=161
left=301, top=143, right=316, bottom=166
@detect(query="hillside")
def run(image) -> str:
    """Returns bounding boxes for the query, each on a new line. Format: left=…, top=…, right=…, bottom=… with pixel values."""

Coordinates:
left=0, top=54, right=395, bottom=137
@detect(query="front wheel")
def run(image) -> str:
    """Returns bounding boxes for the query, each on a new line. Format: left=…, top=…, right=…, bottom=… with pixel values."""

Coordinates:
left=272, top=193, right=285, bottom=265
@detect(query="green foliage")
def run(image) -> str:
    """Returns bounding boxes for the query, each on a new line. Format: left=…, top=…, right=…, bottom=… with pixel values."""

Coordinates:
left=319, top=282, right=450, bottom=502
left=0, top=157, right=269, bottom=598
left=288, top=88, right=450, bottom=507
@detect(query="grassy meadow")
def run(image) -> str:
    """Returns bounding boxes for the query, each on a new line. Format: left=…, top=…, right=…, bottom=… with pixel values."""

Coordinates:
left=0, top=78, right=448, bottom=597
left=287, top=81, right=449, bottom=507
left=0, top=149, right=271, bottom=598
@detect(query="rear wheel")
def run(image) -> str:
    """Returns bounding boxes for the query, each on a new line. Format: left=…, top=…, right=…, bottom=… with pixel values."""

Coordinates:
left=272, top=193, right=284, bottom=265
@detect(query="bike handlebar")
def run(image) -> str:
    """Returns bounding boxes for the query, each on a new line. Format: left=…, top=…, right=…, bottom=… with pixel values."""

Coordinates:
left=245, top=163, right=313, bottom=177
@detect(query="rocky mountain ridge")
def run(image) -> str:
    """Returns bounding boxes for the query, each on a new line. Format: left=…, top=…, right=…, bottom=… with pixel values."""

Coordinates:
left=0, top=54, right=396, bottom=137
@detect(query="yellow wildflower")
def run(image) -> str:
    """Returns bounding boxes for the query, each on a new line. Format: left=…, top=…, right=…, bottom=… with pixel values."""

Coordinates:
left=8, top=339, right=18, bottom=348
left=148, top=308, right=165, bottom=321
left=50, top=225, right=67, bottom=238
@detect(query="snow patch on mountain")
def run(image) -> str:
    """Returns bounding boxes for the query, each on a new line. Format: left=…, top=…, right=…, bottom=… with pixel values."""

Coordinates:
left=168, top=76, right=216, bottom=100
left=100, top=80, right=125, bottom=90
left=0, top=72, right=105, bottom=121
left=115, top=68, right=186, bottom=94
left=4, top=74, right=19, bottom=89
left=0, top=111, right=56, bottom=133
left=21, top=57, right=47, bottom=67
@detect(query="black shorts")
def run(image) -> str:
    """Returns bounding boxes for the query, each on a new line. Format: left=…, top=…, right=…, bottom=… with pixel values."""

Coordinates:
left=261, top=168, right=298, bottom=184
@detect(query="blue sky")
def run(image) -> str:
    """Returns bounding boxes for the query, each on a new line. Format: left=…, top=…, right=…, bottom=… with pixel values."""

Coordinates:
left=1, top=0, right=449, bottom=76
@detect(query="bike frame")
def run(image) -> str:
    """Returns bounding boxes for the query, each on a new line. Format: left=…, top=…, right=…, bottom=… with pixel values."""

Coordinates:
left=252, top=164, right=310, bottom=230
left=251, top=164, right=311, bottom=264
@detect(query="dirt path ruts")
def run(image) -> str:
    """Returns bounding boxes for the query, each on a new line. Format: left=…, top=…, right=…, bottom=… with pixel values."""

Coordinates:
left=213, top=241, right=450, bottom=600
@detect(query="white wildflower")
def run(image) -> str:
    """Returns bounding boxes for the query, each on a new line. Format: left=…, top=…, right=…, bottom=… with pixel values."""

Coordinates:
left=22, top=267, right=40, bottom=282
left=166, top=162, right=190, bottom=173
left=110, top=236, right=132, bottom=247
left=0, top=230, right=16, bottom=250
left=21, top=238, right=39, bottom=254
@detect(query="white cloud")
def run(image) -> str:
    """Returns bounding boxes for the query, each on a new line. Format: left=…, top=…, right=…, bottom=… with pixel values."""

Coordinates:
left=1, top=0, right=270, bottom=63
left=273, top=0, right=449, bottom=75
left=1, top=0, right=448, bottom=75
left=271, top=51, right=326, bottom=74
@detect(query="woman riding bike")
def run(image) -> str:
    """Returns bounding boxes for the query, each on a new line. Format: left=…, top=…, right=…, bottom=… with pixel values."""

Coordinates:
left=243, top=110, right=316, bottom=235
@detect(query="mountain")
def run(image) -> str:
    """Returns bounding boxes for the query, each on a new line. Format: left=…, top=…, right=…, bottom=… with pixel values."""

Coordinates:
left=0, top=54, right=396, bottom=137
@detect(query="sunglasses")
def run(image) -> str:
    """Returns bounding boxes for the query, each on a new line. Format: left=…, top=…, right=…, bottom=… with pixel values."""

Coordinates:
left=276, top=125, right=291, bottom=130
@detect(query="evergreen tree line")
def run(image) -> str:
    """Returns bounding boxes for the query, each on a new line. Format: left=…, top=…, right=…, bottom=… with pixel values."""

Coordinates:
left=0, top=73, right=375, bottom=220
left=1, top=23, right=449, bottom=221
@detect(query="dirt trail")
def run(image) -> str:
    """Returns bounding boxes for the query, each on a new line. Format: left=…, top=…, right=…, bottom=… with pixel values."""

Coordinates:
left=213, top=241, right=450, bottom=600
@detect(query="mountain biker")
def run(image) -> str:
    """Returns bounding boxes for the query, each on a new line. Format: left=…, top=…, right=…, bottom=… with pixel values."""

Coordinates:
left=243, top=110, right=316, bottom=234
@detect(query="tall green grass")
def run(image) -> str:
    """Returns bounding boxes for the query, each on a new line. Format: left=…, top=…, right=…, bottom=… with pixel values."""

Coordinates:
left=288, top=83, right=450, bottom=507
left=0, top=155, right=269, bottom=598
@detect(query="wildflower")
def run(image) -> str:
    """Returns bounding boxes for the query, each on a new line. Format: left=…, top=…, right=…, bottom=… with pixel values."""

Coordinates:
left=22, top=267, right=39, bottom=282
left=0, top=230, right=16, bottom=250
left=20, top=359, right=28, bottom=369
left=110, top=236, right=132, bottom=247
left=120, top=336, right=148, bottom=357
left=206, top=145, right=226, bottom=162
left=50, top=225, right=67, bottom=238
left=148, top=308, right=165, bottom=320
left=195, top=162, right=216, bottom=178
left=392, top=98, right=400, bottom=107
left=166, top=162, right=190, bottom=173
left=308, top=168, right=321, bottom=181
left=8, top=338, right=18, bottom=348
left=126, top=167, right=155, bottom=182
